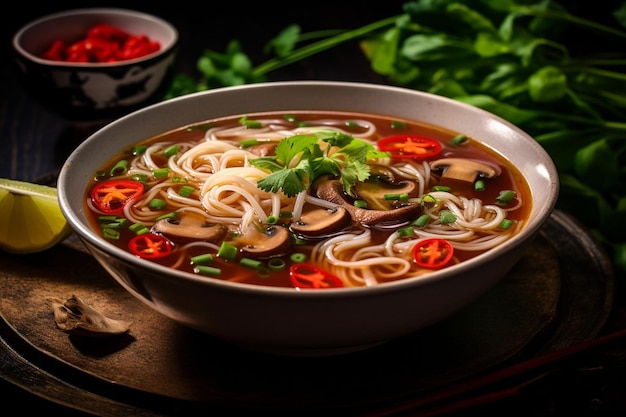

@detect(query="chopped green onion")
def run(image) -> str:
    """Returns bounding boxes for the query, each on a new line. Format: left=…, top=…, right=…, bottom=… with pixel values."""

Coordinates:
left=187, top=122, right=213, bottom=131
left=95, top=170, right=107, bottom=179
left=164, top=145, right=179, bottom=158
left=390, top=120, right=407, bottom=129
left=239, top=116, right=262, bottom=128
left=354, top=200, right=368, bottom=208
left=267, top=215, right=278, bottom=224
left=156, top=212, right=177, bottom=221
left=384, top=193, right=409, bottom=201
left=432, top=185, right=451, bottom=192
left=240, top=139, right=259, bottom=148
left=268, top=258, right=286, bottom=271
left=413, top=214, right=431, bottom=228
left=98, top=215, right=121, bottom=223
left=345, top=120, right=364, bottom=128
left=290, top=253, right=307, bottom=263
left=149, top=198, right=167, bottom=209
left=132, top=145, right=147, bottom=155
left=240, top=258, right=262, bottom=269
left=110, top=160, right=128, bottom=176
left=496, top=190, right=516, bottom=206
left=129, top=223, right=150, bottom=235
left=100, top=221, right=125, bottom=229
left=420, top=194, right=437, bottom=205
left=99, top=215, right=128, bottom=228
left=218, top=241, right=238, bottom=261
left=191, top=253, right=214, bottom=265
left=475, top=180, right=485, bottom=191
left=131, top=173, right=149, bottom=183
left=172, top=176, right=188, bottom=183
left=256, top=267, right=271, bottom=278
left=153, top=168, right=170, bottom=178
left=178, top=185, right=195, bottom=197
left=195, top=265, right=222, bottom=276
left=279, top=211, right=293, bottom=218
left=499, top=219, right=516, bottom=229
left=102, top=228, right=120, bottom=240
left=449, top=134, right=467, bottom=146
left=398, top=226, right=414, bottom=237
left=440, top=210, right=457, bottom=224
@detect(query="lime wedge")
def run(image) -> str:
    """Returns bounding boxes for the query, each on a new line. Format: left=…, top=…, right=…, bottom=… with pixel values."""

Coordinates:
left=0, top=178, right=73, bottom=254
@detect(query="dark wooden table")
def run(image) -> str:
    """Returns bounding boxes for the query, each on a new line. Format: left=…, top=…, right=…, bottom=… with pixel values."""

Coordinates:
left=2, top=2, right=626, bottom=416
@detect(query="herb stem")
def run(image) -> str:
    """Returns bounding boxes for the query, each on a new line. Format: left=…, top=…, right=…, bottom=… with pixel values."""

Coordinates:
left=512, top=6, right=626, bottom=39
left=567, top=66, right=626, bottom=82
left=534, top=112, right=626, bottom=131
left=251, top=15, right=403, bottom=77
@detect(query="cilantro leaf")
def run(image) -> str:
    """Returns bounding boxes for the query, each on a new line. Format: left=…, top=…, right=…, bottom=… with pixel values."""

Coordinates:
left=251, top=131, right=385, bottom=197
left=274, top=135, right=318, bottom=166
left=251, top=135, right=316, bottom=197
left=256, top=165, right=309, bottom=197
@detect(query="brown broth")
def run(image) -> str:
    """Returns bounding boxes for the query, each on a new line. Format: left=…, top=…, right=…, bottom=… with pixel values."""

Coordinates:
left=84, top=111, right=531, bottom=289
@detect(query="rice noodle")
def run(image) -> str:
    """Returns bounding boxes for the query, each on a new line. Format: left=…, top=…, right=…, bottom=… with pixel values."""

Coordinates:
left=86, top=112, right=527, bottom=288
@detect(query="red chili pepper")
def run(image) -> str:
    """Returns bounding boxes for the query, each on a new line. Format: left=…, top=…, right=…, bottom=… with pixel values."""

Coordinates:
left=128, top=233, right=173, bottom=259
left=41, top=24, right=161, bottom=63
left=87, top=24, right=131, bottom=43
left=42, top=40, right=65, bottom=61
left=412, top=238, right=454, bottom=269
left=90, top=180, right=144, bottom=214
left=289, top=264, right=344, bottom=289
left=378, top=134, right=442, bottom=159
left=119, top=35, right=160, bottom=60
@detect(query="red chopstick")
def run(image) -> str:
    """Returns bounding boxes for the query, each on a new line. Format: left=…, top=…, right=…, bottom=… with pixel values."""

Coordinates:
left=361, top=328, right=626, bottom=417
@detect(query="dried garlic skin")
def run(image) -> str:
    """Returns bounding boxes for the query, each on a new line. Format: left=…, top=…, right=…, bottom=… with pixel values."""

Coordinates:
left=49, top=295, right=131, bottom=337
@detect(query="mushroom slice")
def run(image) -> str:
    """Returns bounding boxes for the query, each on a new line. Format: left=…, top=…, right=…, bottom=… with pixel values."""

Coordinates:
left=48, top=295, right=131, bottom=337
left=355, top=180, right=417, bottom=211
left=152, top=212, right=227, bottom=243
left=290, top=206, right=352, bottom=239
left=239, top=224, right=291, bottom=259
left=430, top=158, right=499, bottom=184
left=245, top=142, right=278, bottom=157
left=316, top=180, right=422, bottom=227
left=369, top=164, right=395, bottom=183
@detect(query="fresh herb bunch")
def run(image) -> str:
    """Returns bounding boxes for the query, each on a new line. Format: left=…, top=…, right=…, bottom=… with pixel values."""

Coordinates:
left=166, top=0, right=626, bottom=275
left=250, top=129, right=386, bottom=198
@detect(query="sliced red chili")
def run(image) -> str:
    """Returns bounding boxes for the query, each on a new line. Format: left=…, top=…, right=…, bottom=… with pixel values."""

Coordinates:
left=41, top=24, right=161, bottom=63
left=87, top=24, right=130, bottom=43
left=90, top=180, right=144, bottom=214
left=413, top=238, right=454, bottom=269
left=128, top=233, right=173, bottom=259
left=378, top=134, right=442, bottom=159
left=289, top=264, right=343, bottom=289
left=42, top=40, right=65, bottom=61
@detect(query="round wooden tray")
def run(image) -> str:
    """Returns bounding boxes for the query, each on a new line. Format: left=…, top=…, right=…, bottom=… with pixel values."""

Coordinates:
left=0, top=210, right=615, bottom=416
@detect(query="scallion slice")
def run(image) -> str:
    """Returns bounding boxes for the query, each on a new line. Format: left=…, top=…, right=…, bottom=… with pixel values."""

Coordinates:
left=110, top=160, right=128, bottom=176
left=149, top=198, right=166, bottom=209
left=164, top=145, right=179, bottom=158
left=178, top=185, right=195, bottom=197
left=218, top=242, right=238, bottom=261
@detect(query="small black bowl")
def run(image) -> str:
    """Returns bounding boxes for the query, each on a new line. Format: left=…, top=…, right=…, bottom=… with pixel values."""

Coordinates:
left=12, top=8, right=178, bottom=123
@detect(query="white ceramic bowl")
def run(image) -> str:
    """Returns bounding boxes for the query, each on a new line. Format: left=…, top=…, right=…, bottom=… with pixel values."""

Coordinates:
left=12, top=8, right=178, bottom=122
left=57, top=81, right=559, bottom=355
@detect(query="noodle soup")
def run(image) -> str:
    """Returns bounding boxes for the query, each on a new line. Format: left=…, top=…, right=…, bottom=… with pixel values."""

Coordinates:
left=84, top=111, right=531, bottom=289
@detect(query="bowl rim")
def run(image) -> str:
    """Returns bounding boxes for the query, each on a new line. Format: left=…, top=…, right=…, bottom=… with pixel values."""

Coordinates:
left=57, top=80, right=560, bottom=298
left=12, top=7, right=179, bottom=67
